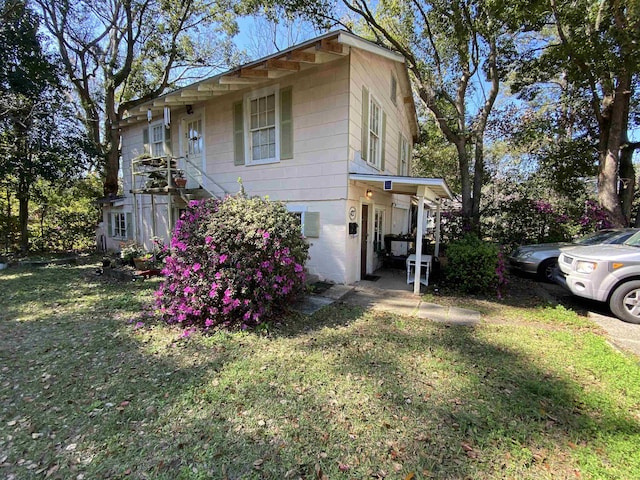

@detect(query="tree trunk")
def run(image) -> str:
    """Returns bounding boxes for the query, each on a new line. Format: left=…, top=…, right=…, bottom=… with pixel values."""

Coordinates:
left=18, top=182, right=29, bottom=255
left=103, top=86, right=120, bottom=196
left=4, top=186, right=12, bottom=253
left=456, top=139, right=474, bottom=232
left=619, top=145, right=635, bottom=223
left=471, top=140, right=484, bottom=234
left=597, top=74, right=631, bottom=227
left=103, top=136, right=119, bottom=196
left=619, top=94, right=635, bottom=223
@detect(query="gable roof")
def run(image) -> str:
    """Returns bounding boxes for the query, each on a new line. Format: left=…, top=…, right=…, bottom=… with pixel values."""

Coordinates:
left=123, top=30, right=417, bottom=135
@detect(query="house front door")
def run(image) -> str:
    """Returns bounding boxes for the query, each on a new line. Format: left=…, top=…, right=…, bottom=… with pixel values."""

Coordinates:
left=360, top=204, right=369, bottom=278
left=183, top=116, right=204, bottom=188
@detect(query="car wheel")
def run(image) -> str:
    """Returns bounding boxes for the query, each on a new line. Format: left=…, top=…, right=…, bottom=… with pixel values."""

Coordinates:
left=537, top=258, right=557, bottom=283
left=609, top=280, right=640, bottom=324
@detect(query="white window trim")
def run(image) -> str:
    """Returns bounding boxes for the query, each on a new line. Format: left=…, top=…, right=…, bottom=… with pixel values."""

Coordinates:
left=373, top=207, right=385, bottom=253
left=400, top=135, right=409, bottom=176
left=244, top=85, right=280, bottom=166
left=111, top=212, right=128, bottom=240
left=149, top=120, right=165, bottom=158
left=287, top=204, right=307, bottom=229
left=368, top=94, right=382, bottom=170
left=391, top=74, right=397, bottom=106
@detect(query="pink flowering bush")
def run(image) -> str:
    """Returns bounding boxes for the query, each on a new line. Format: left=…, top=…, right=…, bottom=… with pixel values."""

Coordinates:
left=154, top=194, right=309, bottom=330
left=578, top=200, right=613, bottom=232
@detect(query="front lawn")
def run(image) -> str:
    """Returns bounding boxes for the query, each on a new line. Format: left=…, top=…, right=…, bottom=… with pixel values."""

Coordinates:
left=1, top=264, right=639, bottom=479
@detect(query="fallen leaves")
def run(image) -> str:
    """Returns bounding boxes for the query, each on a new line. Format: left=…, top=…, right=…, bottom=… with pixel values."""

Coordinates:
left=461, top=442, right=478, bottom=459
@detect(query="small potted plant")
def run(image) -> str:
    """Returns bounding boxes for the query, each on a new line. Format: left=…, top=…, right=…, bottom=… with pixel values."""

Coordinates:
left=120, top=241, right=144, bottom=267
left=173, top=170, right=187, bottom=188
left=133, top=252, right=154, bottom=270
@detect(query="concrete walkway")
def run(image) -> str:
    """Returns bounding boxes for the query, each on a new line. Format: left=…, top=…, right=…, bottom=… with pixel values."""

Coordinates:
left=294, top=282, right=481, bottom=326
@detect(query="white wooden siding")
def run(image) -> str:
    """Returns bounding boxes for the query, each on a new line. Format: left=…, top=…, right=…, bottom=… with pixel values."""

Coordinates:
left=117, top=48, right=416, bottom=284
left=348, top=48, right=414, bottom=177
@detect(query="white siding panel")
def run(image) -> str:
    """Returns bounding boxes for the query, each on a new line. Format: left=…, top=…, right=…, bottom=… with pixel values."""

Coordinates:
left=301, top=200, right=348, bottom=283
left=176, top=56, right=352, bottom=203
left=348, top=49, right=414, bottom=178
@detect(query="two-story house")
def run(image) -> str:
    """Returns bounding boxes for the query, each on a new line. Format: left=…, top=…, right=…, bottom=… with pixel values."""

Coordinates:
left=100, top=31, right=452, bottom=291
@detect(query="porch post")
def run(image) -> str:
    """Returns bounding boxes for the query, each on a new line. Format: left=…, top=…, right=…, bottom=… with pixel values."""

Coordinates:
left=413, top=189, right=426, bottom=295
left=132, top=164, right=139, bottom=243
left=151, top=194, right=157, bottom=239
left=434, top=197, right=442, bottom=257
left=132, top=193, right=139, bottom=243
left=167, top=192, right=173, bottom=241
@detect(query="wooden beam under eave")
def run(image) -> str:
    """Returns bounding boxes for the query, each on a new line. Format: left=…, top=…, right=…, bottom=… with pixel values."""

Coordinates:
left=197, top=83, right=237, bottom=92
left=153, top=97, right=192, bottom=106
left=265, top=58, right=300, bottom=71
left=316, top=39, right=346, bottom=55
left=180, top=90, right=217, bottom=99
left=287, top=51, right=316, bottom=63
left=239, top=68, right=269, bottom=78
left=219, top=75, right=265, bottom=85
left=403, top=96, right=413, bottom=104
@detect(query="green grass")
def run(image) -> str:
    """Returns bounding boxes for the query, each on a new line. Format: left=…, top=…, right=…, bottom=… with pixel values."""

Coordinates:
left=1, top=264, right=640, bottom=479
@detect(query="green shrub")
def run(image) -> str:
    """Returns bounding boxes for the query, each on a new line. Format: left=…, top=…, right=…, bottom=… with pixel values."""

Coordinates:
left=444, top=235, right=502, bottom=295
left=154, top=194, right=309, bottom=330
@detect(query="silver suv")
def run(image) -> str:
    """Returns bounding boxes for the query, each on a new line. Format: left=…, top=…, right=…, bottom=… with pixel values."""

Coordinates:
left=509, top=229, right=637, bottom=282
left=557, top=230, right=640, bottom=324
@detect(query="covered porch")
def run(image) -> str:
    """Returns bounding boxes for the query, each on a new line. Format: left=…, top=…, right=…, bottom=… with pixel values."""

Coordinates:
left=354, top=266, right=431, bottom=293
left=349, top=173, right=453, bottom=295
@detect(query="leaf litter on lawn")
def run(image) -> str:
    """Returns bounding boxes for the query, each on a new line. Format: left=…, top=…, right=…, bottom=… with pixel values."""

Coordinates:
left=1, top=264, right=640, bottom=479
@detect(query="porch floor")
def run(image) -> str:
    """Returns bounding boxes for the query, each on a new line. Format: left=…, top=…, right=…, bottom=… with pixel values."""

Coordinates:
left=353, top=267, right=426, bottom=293
left=297, top=268, right=480, bottom=326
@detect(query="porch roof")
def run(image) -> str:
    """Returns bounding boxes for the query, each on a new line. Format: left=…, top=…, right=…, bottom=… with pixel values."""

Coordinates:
left=349, top=173, right=454, bottom=201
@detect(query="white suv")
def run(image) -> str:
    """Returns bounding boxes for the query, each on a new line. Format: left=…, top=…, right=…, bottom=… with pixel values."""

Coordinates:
left=557, top=231, right=640, bottom=324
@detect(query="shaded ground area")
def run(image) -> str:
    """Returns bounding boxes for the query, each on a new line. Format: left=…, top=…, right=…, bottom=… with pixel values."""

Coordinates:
left=1, top=264, right=639, bottom=479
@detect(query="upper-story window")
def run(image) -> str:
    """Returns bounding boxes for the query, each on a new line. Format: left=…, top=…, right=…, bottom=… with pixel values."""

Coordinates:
left=150, top=123, right=165, bottom=157
left=368, top=96, right=382, bottom=169
left=391, top=74, right=397, bottom=106
left=233, top=86, right=293, bottom=166
left=249, top=91, right=277, bottom=163
left=143, top=121, right=171, bottom=158
left=400, top=135, right=410, bottom=176
left=361, top=86, right=386, bottom=171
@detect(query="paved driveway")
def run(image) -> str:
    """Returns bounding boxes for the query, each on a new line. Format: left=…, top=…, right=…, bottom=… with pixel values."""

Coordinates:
left=540, top=283, right=640, bottom=358
left=586, top=311, right=640, bottom=357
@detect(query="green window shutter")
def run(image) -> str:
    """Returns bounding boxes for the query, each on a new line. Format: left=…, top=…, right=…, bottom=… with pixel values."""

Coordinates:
left=380, top=111, right=386, bottom=171
left=126, top=213, right=133, bottom=240
left=361, top=86, right=369, bottom=161
left=107, top=212, right=113, bottom=238
left=407, top=140, right=413, bottom=175
left=233, top=101, right=245, bottom=166
left=142, top=127, right=150, bottom=154
left=164, top=124, right=172, bottom=157
left=280, top=87, right=293, bottom=160
left=303, top=212, right=320, bottom=238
